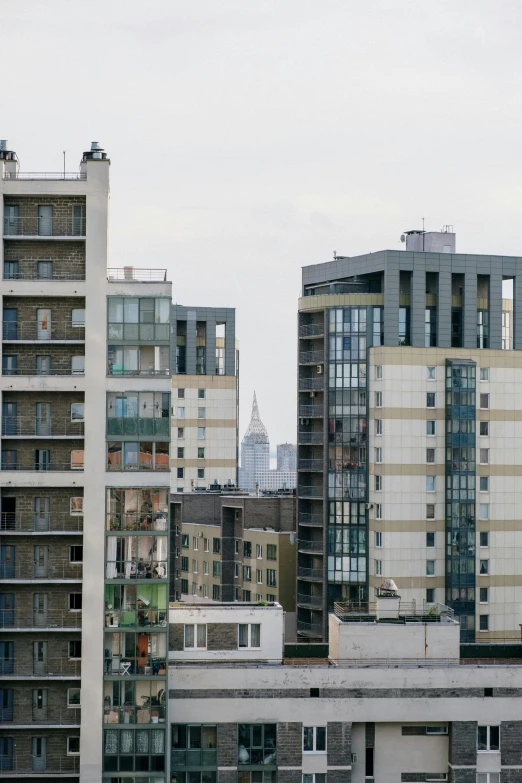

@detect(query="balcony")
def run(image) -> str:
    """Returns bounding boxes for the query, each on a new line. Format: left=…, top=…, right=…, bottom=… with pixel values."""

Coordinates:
left=297, top=567, right=323, bottom=581
left=0, top=657, right=81, bottom=677
left=1, top=366, right=84, bottom=378
left=171, top=749, right=217, bottom=767
left=2, top=418, right=84, bottom=439
left=298, top=512, right=323, bottom=526
left=297, top=486, right=323, bottom=499
left=0, top=561, right=82, bottom=581
left=0, top=756, right=80, bottom=775
left=107, top=418, right=169, bottom=438
left=0, top=610, right=82, bottom=631
left=0, top=513, right=83, bottom=534
left=107, top=268, right=168, bottom=282
left=1, top=708, right=80, bottom=727
left=297, top=593, right=323, bottom=608
left=298, top=377, right=324, bottom=391
left=104, top=704, right=166, bottom=724
left=296, top=619, right=323, bottom=637
left=298, top=540, right=324, bottom=554
left=298, top=459, right=323, bottom=471
left=105, top=606, right=167, bottom=629
left=106, top=513, right=168, bottom=533
left=299, top=351, right=324, bottom=365
left=3, top=270, right=85, bottom=282
left=298, top=432, right=323, bottom=444
left=105, top=560, right=167, bottom=581
left=0, top=461, right=84, bottom=472
left=3, top=216, right=85, bottom=238
left=104, top=656, right=167, bottom=677
left=299, top=324, right=324, bottom=338
left=298, top=405, right=324, bottom=418
left=3, top=171, right=86, bottom=180
left=2, top=322, right=85, bottom=342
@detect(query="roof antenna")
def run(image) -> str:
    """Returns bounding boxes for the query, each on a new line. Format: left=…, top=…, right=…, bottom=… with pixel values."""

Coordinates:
left=333, top=250, right=337, bottom=259
left=422, top=217, right=425, bottom=231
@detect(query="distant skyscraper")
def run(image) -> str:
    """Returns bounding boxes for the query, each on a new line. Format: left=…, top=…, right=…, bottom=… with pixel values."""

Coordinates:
left=277, top=443, right=296, bottom=471
left=239, top=393, right=296, bottom=491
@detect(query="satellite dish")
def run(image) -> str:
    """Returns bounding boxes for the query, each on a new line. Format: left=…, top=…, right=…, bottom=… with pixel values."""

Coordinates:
left=400, top=234, right=406, bottom=243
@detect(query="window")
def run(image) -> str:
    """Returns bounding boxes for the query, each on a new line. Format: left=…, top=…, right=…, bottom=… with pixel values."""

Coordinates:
left=213, top=538, right=221, bottom=554
left=193, top=537, right=198, bottom=551
left=69, top=546, right=83, bottom=563
left=198, top=447, right=205, bottom=459
left=192, top=560, right=198, bottom=574
left=375, top=365, right=382, bottom=379
left=177, top=427, right=184, bottom=439
left=67, top=688, right=80, bottom=707
left=70, top=403, right=84, bottom=422
left=375, top=475, right=382, bottom=492
left=479, top=615, right=489, bottom=632
left=480, top=393, right=489, bottom=409
left=68, top=641, right=81, bottom=659
left=4, top=260, right=19, bottom=279
left=181, top=579, right=189, bottom=594
left=203, top=584, right=208, bottom=598
left=480, top=559, right=489, bottom=575
left=37, top=260, right=52, bottom=280
left=375, top=447, right=382, bottom=464
left=197, top=407, right=206, bottom=419
left=234, top=563, right=240, bottom=579
left=181, top=557, right=189, bottom=572
left=70, top=497, right=83, bottom=515
left=243, top=566, right=252, bottom=582
left=426, top=392, right=436, bottom=408
left=426, top=560, right=435, bottom=576
left=479, top=476, right=489, bottom=492
left=426, top=532, right=435, bottom=548
left=426, top=504, right=435, bottom=520
left=426, top=448, right=435, bottom=463
left=479, top=421, right=489, bottom=436
left=375, top=391, right=382, bottom=408
left=480, top=449, right=489, bottom=464
left=375, top=503, right=382, bottom=519
left=477, top=775, right=500, bottom=783
left=182, top=534, right=189, bottom=549
left=426, top=476, right=436, bottom=492
left=177, top=447, right=184, bottom=458
left=303, top=726, right=326, bottom=753
left=480, top=531, right=489, bottom=548
left=177, top=388, right=185, bottom=398
left=477, top=725, right=499, bottom=752
left=69, top=594, right=82, bottom=611
left=184, top=624, right=207, bottom=649
left=266, top=594, right=276, bottom=602
left=71, top=309, right=85, bottom=328
left=256, top=544, right=263, bottom=559
left=67, top=737, right=80, bottom=755
left=375, top=419, right=382, bottom=436
left=375, top=560, right=382, bottom=576
left=204, top=538, right=209, bottom=553
left=426, top=588, right=435, bottom=603
left=203, top=561, right=209, bottom=576
left=71, top=355, right=85, bottom=375
left=479, top=504, right=489, bottom=520
left=198, top=389, right=205, bottom=399
left=212, top=584, right=220, bottom=600
left=71, top=449, right=84, bottom=469
left=427, top=420, right=436, bottom=436
left=177, top=468, right=184, bottom=479
left=235, top=541, right=240, bottom=555
left=266, top=544, right=277, bottom=561
left=256, top=569, right=262, bottom=584
left=480, top=587, right=489, bottom=604
left=177, top=407, right=185, bottom=419
left=375, top=531, right=382, bottom=548
left=238, top=724, right=276, bottom=766
left=266, top=569, right=276, bottom=587
left=427, top=366, right=436, bottom=380
left=197, top=428, right=205, bottom=439
left=244, top=541, right=252, bottom=558
left=213, top=561, right=221, bottom=578
left=238, top=623, right=261, bottom=648
left=480, top=368, right=489, bottom=381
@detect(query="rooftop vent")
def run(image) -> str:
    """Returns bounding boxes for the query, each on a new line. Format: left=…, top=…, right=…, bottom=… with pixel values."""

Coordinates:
left=378, top=578, right=399, bottom=596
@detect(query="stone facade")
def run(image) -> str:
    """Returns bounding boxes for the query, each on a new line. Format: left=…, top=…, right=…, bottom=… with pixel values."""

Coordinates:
left=0, top=487, right=84, bottom=532
left=3, top=296, right=85, bottom=341
left=277, top=722, right=302, bottom=766
left=0, top=535, right=83, bottom=580
left=5, top=632, right=82, bottom=676
left=0, top=729, right=79, bottom=773
left=448, top=770, right=476, bottom=783
left=327, top=772, right=352, bottom=783
left=2, top=344, right=85, bottom=375
left=207, top=622, right=237, bottom=651
left=4, top=195, right=86, bottom=236
left=2, top=390, right=84, bottom=437
left=217, top=723, right=237, bottom=767
left=168, top=623, right=184, bottom=651
left=327, top=721, right=351, bottom=765
left=500, top=720, right=522, bottom=766
left=1, top=437, right=84, bottom=471
left=4, top=240, right=86, bottom=280
left=448, top=721, right=477, bottom=767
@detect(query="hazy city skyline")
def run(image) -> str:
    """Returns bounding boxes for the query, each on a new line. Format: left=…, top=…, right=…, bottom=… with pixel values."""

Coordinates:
left=5, top=0, right=522, bottom=444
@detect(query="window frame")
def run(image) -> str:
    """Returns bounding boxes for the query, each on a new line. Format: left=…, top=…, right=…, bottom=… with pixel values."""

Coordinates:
left=184, top=623, right=207, bottom=650
left=426, top=392, right=436, bottom=408
left=238, top=623, right=261, bottom=649
left=477, top=725, right=500, bottom=752
left=302, top=725, right=327, bottom=754
left=67, top=736, right=80, bottom=756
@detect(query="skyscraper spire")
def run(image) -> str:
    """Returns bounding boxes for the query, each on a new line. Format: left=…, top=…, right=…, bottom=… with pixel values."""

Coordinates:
left=243, top=390, right=269, bottom=444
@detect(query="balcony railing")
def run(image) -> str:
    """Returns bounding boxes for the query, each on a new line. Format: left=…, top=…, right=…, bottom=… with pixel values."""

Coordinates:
left=3, top=171, right=87, bottom=180
left=1, top=707, right=81, bottom=726
left=171, top=749, right=218, bottom=767
left=107, top=268, right=168, bottom=282
left=0, top=610, right=82, bottom=630
left=297, top=486, right=323, bottom=498
left=1, top=367, right=84, bottom=377
left=0, top=657, right=81, bottom=676
left=2, top=321, right=85, bottom=341
left=105, top=560, right=167, bottom=580
left=298, top=512, right=323, bottom=526
left=104, top=704, right=166, bottom=724
left=1, top=461, right=84, bottom=472
left=0, top=756, right=80, bottom=774
left=106, top=513, right=168, bottom=532
left=0, top=561, right=82, bottom=580
left=299, top=405, right=324, bottom=417
left=105, top=606, right=167, bottom=628
left=3, top=216, right=86, bottom=237
left=107, top=418, right=169, bottom=437
left=108, top=367, right=170, bottom=377
left=298, top=432, right=323, bottom=444
left=298, top=540, right=324, bottom=553
left=297, top=619, right=323, bottom=636
left=298, top=377, right=324, bottom=391
left=299, top=323, right=325, bottom=337
left=299, top=351, right=324, bottom=364
left=2, top=417, right=84, bottom=438
left=3, top=270, right=85, bottom=281
left=333, top=600, right=455, bottom=622
left=297, top=567, right=323, bottom=580
left=297, top=593, right=323, bottom=608
left=298, top=459, right=324, bottom=471
left=104, top=656, right=167, bottom=676
left=0, top=513, right=83, bottom=534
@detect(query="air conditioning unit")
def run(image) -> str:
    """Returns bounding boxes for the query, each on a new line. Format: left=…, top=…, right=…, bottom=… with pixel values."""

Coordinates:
left=299, top=418, right=310, bottom=426
left=234, top=510, right=240, bottom=521
left=365, top=503, right=374, bottom=510
left=426, top=726, right=448, bottom=735
left=310, top=391, right=315, bottom=398
left=198, top=532, right=204, bottom=537
left=317, top=365, right=323, bottom=374
left=351, top=753, right=358, bottom=764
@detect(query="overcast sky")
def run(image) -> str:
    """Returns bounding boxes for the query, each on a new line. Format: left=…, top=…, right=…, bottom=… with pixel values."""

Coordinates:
left=4, top=0, right=522, bottom=445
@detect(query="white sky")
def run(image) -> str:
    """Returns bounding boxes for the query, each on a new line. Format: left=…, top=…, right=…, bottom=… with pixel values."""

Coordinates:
left=3, top=0, right=522, bottom=444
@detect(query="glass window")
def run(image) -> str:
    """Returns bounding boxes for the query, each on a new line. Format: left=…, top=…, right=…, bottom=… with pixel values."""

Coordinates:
left=480, top=587, right=489, bottom=603
left=480, top=449, right=489, bottom=464
left=375, top=531, right=382, bottom=548
left=266, top=569, right=276, bottom=587
left=71, top=403, right=84, bottom=421
left=198, top=447, right=205, bottom=459
left=478, top=725, right=499, bottom=751
left=427, top=366, right=436, bottom=380
left=375, top=559, right=382, bottom=576
left=426, top=588, right=435, bottom=603
left=480, top=368, right=489, bottom=381
left=375, top=475, right=382, bottom=491
left=213, top=538, right=220, bottom=554
left=70, top=545, right=83, bottom=562
left=184, top=624, right=207, bottom=649
left=426, top=532, right=435, bottom=547
left=303, top=726, right=326, bottom=753
left=181, top=534, right=189, bottom=549
left=480, top=559, right=489, bottom=575
left=375, top=391, right=382, bottom=408
left=244, top=541, right=252, bottom=558
left=480, top=615, right=489, bottom=631
left=480, top=394, right=489, bottom=409
left=426, top=448, right=435, bottom=463
left=256, top=544, right=263, bottom=559
left=426, top=476, right=436, bottom=492
left=480, top=531, right=489, bottom=547
left=71, top=309, right=85, bottom=327
left=375, top=447, right=382, bottom=464
left=67, top=737, right=80, bottom=755
left=69, top=593, right=82, bottom=611
left=71, top=356, right=84, bottom=375
left=426, top=392, right=436, bottom=408
left=198, top=407, right=206, bottom=419
left=375, top=365, right=382, bottom=379
left=426, top=560, right=435, bottom=576
left=71, top=450, right=84, bottom=470
left=70, top=497, right=83, bottom=515
left=177, top=468, right=184, bottom=479
left=213, top=561, right=221, bottom=577
left=177, top=447, right=184, bottom=459
left=197, top=468, right=204, bottom=479
left=212, top=584, right=220, bottom=600
left=480, top=421, right=489, bottom=436
left=238, top=724, right=277, bottom=766
left=426, top=504, right=435, bottom=519
left=480, top=476, right=489, bottom=492
left=197, top=428, right=206, bottom=440
left=177, top=388, right=185, bottom=398
left=427, top=420, right=436, bottom=436
left=178, top=427, right=184, bottom=439
left=243, top=566, right=252, bottom=582
left=67, top=688, right=81, bottom=707
left=177, top=407, right=185, bottom=419
left=238, top=624, right=261, bottom=648
left=198, top=389, right=205, bottom=398
left=375, top=419, right=382, bottom=436
left=375, top=504, right=382, bottom=520
left=479, top=504, right=489, bottom=520
left=266, top=545, right=277, bottom=561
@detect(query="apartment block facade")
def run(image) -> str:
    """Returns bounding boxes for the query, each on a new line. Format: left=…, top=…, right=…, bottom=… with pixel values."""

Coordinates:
left=297, top=231, right=522, bottom=642
left=171, top=306, right=238, bottom=492
left=0, top=142, right=171, bottom=782
left=170, top=492, right=296, bottom=610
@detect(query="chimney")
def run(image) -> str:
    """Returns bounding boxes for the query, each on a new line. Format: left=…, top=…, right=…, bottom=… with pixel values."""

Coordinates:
left=0, top=141, right=19, bottom=178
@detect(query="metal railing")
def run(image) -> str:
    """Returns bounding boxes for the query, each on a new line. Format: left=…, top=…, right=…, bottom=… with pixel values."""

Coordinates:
left=107, top=267, right=168, bottom=282
left=298, top=540, right=324, bottom=553
left=333, top=600, right=455, bottom=622
left=298, top=405, right=324, bottom=417
left=108, top=368, right=170, bottom=377
left=105, top=560, right=168, bottom=580
left=0, top=756, right=80, bottom=774
left=3, top=270, right=85, bottom=281
left=104, top=704, right=166, bottom=724
left=297, top=593, right=323, bottom=607
left=299, top=323, right=325, bottom=337
left=1, top=707, right=81, bottom=725
left=1, top=461, right=84, bottom=472
left=0, top=561, right=82, bottom=580
left=298, top=377, right=324, bottom=390
left=299, top=351, right=324, bottom=364
left=297, top=620, right=323, bottom=636
left=0, top=513, right=83, bottom=533
left=297, top=567, right=323, bottom=580
left=2, top=321, right=85, bottom=341
left=298, top=459, right=324, bottom=471
left=0, top=610, right=82, bottom=629
left=0, top=658, right=81, bottom=677
left=105, top=606, right=167, bottom=628
left=3, top=171, right=87, bottom=180
left=107, top=418, right=170, bottom=437
left=106, top=513, right=168, bottom=532
left=104, top=657, right=167, bottom=676
left=2, top=367, right=84, bottom=377
left=3, top=216, right=86, bottom=236
left=298, top=432, right=323, bottom=444
left=171, top=748, right=217, bottom=767
left=2, top=417, right=84, bottom=437
left=297, top=486, right=323, bottom=498
left=298, top=512, right=323, bottom=526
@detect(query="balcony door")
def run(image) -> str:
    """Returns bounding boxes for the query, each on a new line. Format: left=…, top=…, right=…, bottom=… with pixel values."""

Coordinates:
left=33, top=641, right=47, bottom=675
left=0, top=642, right=14, bottom=675
left=0, top=594, right=14, bottom=628
left=32, top=689, right=48, bottom=721
left=34, top=546, right=49, bottom=578
left=34, top=498, right=50, bottom=532
left=0, top=497, right=16, bottom=531
left=32, top=737, right=47, bottom=772
left=35, top=403, right=51, bottom=436
left=0, top=737, right=13, bottom=770
left=35, top=450, right=51, bottom=471
left=37, top=205, right=52, bottom=236
left=2, top=402, right=17, bottom=436
left=3, top=204, right=19, bottom=235
left=36, top=309, right=51, bottom=340
left=0, top=689, right=13, bottom=721
left=3, top=309, right=17, bottom=340
left=33, top=594, right=48, bottom=628
left=0, top=546, right=14, bottom=579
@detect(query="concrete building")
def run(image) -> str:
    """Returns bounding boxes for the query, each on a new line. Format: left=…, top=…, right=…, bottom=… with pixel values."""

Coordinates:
left=0, top=141, right=171, bottom=782
left=239, top=393, right=296, bottom=491
left=168, top=595, right=522, bottom=783
left=169, top=492, right=296, bottom=610
left=297, top=229, right=522, bottom=642
left=277, top=442, right=297, bottom=472
left=171, top=305, right=238, bottom=493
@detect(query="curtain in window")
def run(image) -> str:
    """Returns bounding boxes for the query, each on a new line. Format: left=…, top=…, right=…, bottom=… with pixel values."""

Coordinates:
left=104, top=731, right=118, bottom=754
left=238, top=624, right=248, bottom=648
left=136, top=730, right=149, bottom=754
left=106, top=537, right=117, bottom=579
left=197, top=625, right=206, bottom=648
left=185, top=625, right=194, bottom=647
left=125, top=537, right=133, bottom=579
left=120, top=730, right=133, bottom=753
left=151, top=730, right=165, bottom=754
left=250, top=624, right=260, bottom=647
